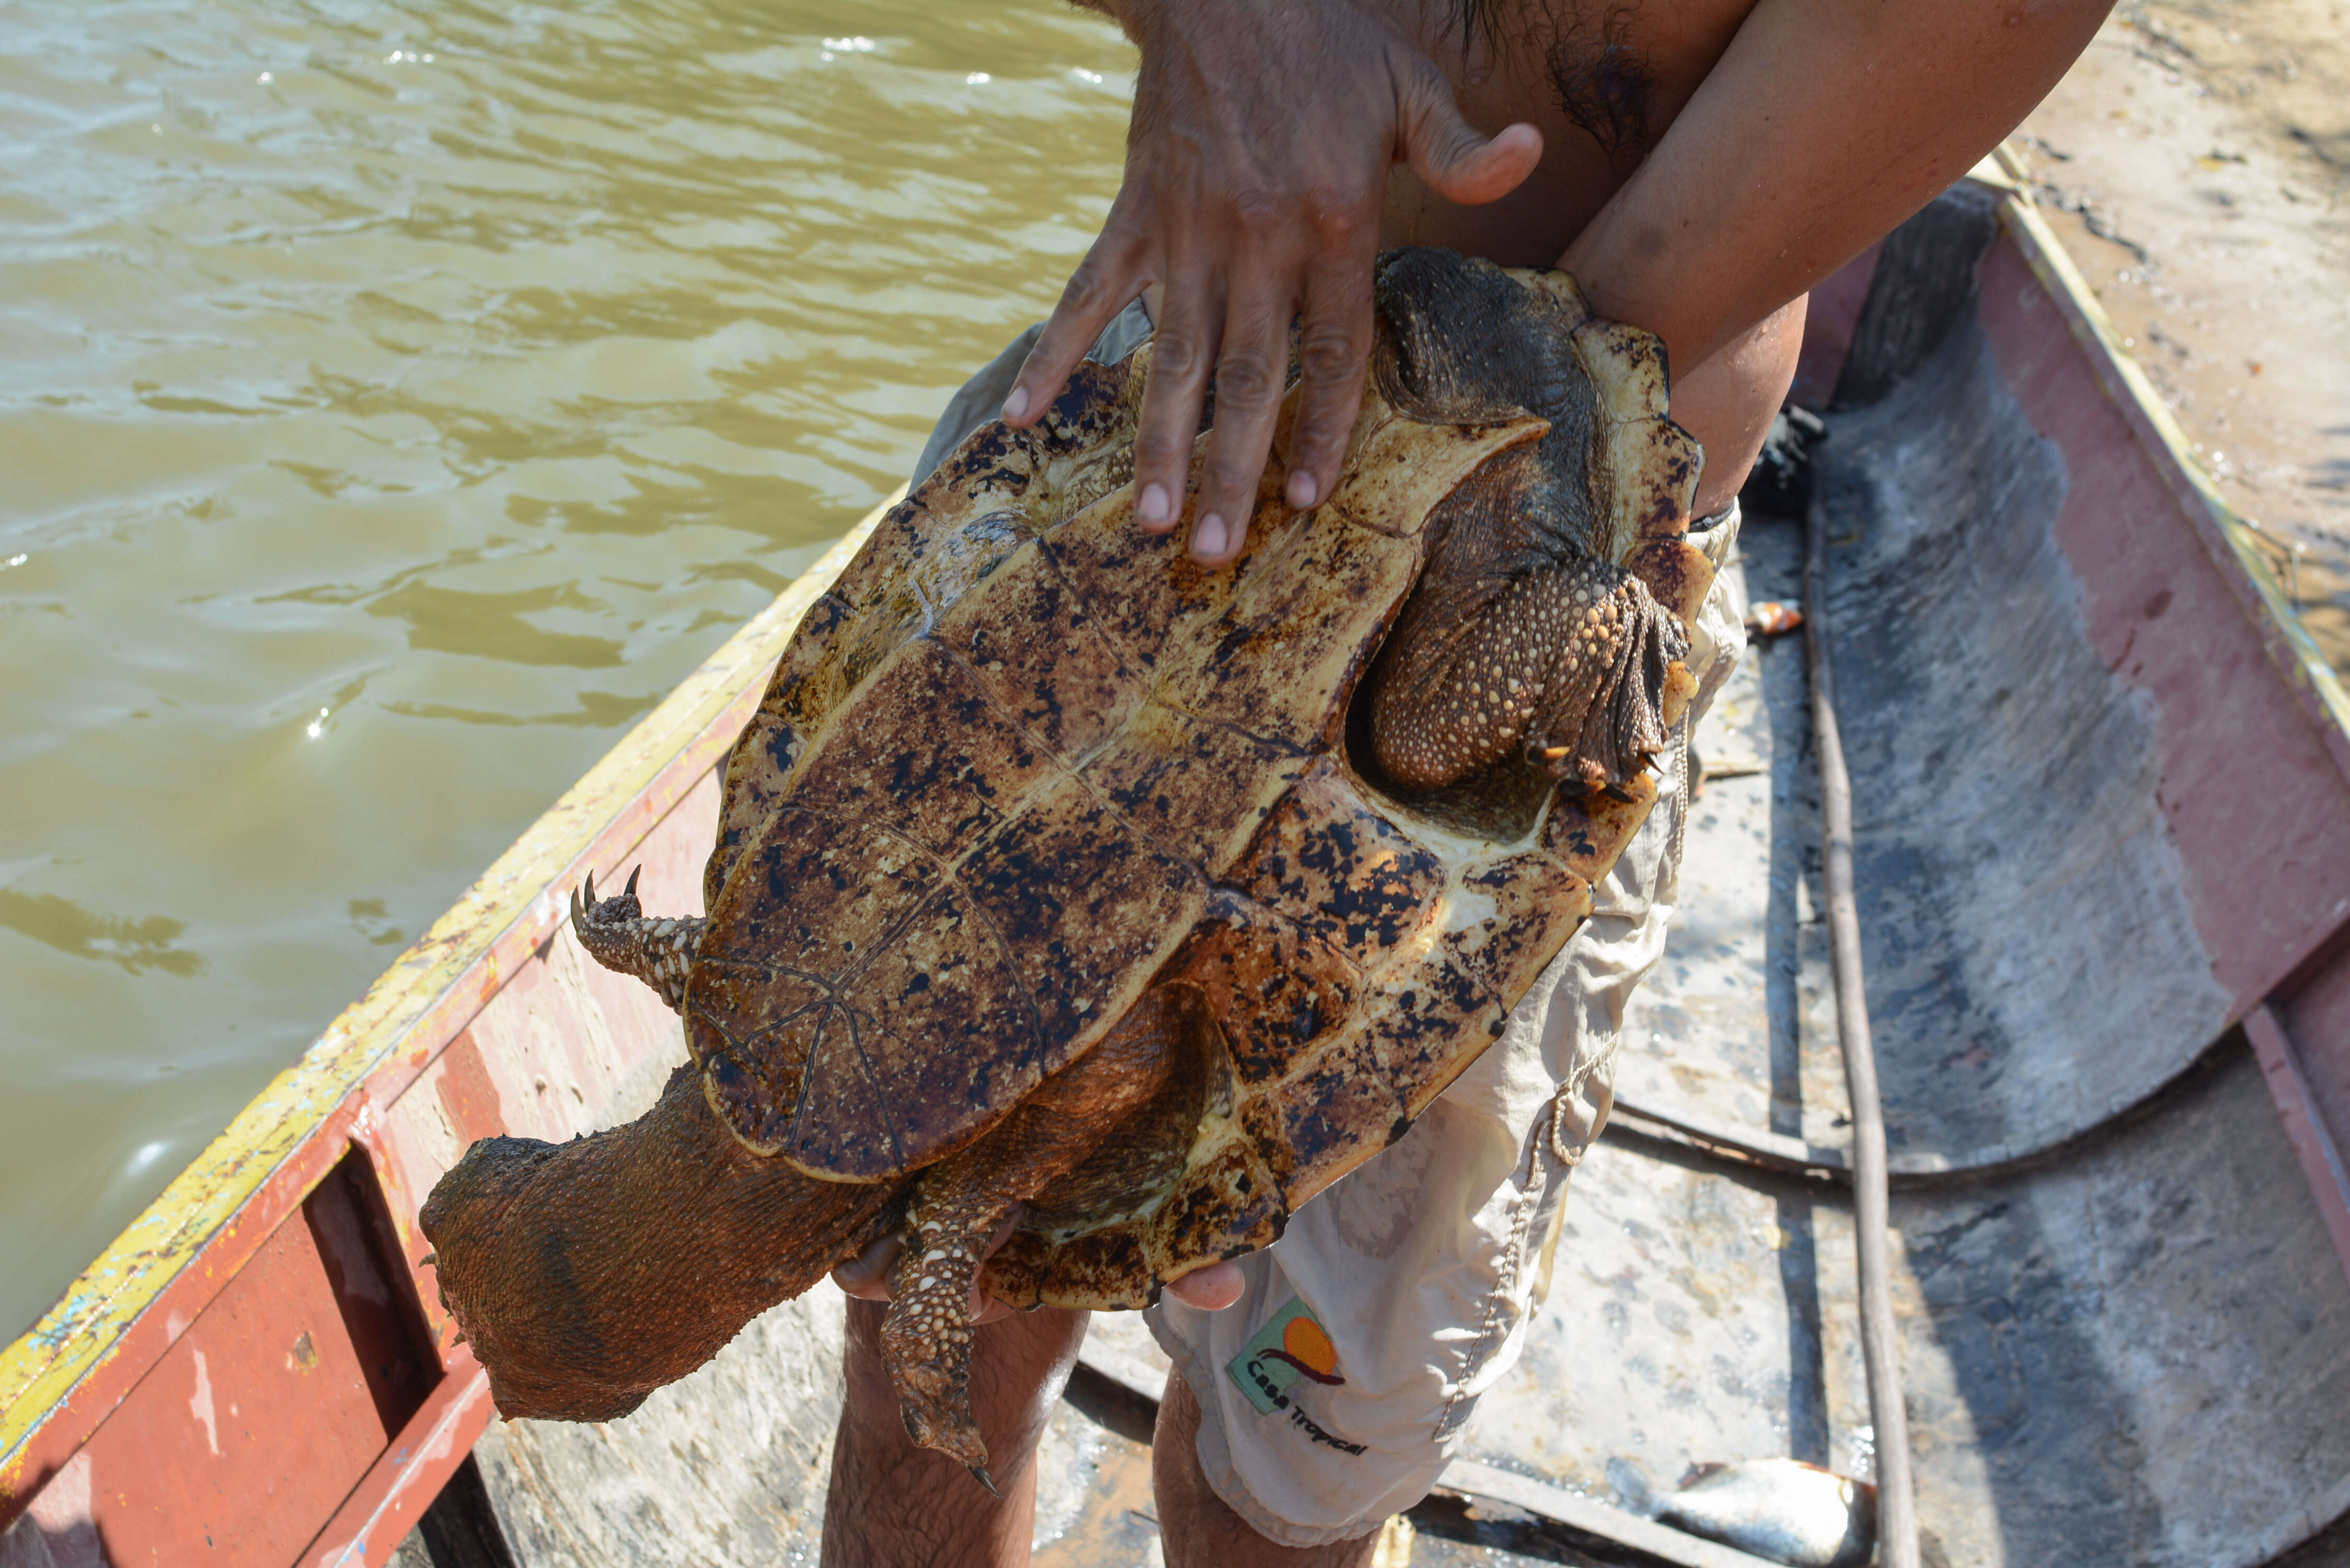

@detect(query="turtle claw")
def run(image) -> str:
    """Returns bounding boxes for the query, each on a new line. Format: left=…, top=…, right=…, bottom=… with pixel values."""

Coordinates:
left=571, top=870, right=602, bottom=937
left=567, top=868, right=695, bottom=1009
left=893, top=1396, right=992, bottom=1485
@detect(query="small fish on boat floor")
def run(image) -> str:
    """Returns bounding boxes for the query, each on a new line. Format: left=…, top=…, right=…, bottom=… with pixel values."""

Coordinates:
left=1656, top=1458, right=1875, bottom=1568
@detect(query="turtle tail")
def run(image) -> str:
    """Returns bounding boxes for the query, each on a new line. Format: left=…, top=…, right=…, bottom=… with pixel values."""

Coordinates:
left=571, top=867, right=705, bottom=1010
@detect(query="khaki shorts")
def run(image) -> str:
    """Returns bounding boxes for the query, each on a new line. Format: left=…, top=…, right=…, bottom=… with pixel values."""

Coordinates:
left=917, top=315, right=1748, bottom=1549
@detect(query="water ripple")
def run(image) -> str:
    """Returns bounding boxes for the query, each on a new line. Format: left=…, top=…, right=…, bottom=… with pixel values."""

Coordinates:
left=0, top=0, right=1134, bottom=1335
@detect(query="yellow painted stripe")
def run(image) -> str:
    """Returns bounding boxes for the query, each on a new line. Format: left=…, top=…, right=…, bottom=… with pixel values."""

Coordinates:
left=1964, top=147, right=2024, bottom=194
left=0, top=494, right=898, bottom=1482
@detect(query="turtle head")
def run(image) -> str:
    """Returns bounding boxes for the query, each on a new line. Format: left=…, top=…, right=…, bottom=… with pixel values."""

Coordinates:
left=420, top=1062, right=900, bottom=1422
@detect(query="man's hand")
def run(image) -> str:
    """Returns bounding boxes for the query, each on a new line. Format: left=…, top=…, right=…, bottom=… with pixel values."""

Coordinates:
left=832, top=1208, right=1246, bottom=1323
left=999, top=0, right=1540, bottom=565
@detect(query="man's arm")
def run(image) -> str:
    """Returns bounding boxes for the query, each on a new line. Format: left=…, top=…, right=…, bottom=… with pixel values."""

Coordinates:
left=1000, top=0, right=1542, bottom=563
left=1005, top=0, right=2110, bottom=566
left=1560, top=0, right=2112, bottom=373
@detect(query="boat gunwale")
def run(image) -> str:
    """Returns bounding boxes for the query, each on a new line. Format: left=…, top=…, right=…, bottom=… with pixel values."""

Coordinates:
left=0, top=501, right=897, bottom=1523
left=1983, top=152, right=2350, bottom=798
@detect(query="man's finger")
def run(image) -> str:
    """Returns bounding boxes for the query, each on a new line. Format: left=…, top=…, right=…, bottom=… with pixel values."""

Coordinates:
left=1005, top=218, right=1150, bottom=428
left=1130, top=276, right=1222, bottom=536
left=1165, top=1260, right=1245, bottom=1311
left=834, top=1211, right=1026, bottom=1324
left=832, top=1235, right=901, bottom=1301
left=1189, top=280, right=1295, bottom=563
left=1398, top=61, right=1543, bottom=209
left=1283, top=249, right=1377, bottom=511
left=964, top=1208, right=1027, bottom=1324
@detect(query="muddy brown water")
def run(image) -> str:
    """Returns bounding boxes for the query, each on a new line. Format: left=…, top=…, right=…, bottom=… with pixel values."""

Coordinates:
left=0, top=0, right=1134, bottom=1338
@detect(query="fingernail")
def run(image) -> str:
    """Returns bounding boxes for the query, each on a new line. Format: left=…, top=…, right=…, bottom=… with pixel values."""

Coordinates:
left=1286, top=471, right=1320, bottom=509
left=1193, top=513, right=1229, bottom=559
left=1000, top=386, right=1029, bottom=422
left=1138, top=482, right=1172, bottom=524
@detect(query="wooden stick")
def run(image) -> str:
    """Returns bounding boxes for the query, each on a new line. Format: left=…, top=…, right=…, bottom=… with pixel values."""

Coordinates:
left=1803, top=492, right=1920, bottom=1568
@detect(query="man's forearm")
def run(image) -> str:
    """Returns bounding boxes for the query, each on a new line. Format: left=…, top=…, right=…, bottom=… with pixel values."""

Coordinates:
left=1561, top=0, right=2114, bottom=373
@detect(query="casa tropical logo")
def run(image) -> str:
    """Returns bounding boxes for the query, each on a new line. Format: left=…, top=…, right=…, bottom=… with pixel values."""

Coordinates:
left=1225, top=1297, right=1367, bottom=1455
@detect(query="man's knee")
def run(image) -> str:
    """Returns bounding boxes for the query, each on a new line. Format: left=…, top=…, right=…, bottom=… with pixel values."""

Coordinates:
left=1153, top=1372, right=1385, bottom=1568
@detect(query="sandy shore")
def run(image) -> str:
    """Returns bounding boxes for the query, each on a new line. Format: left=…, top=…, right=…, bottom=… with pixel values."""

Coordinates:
left=2014, top=0, right=2349, bottom=667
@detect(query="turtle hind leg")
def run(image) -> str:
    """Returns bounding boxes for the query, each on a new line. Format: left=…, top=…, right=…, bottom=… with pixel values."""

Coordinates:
left=570, top=868, right=704, bottom=1011
left=882, top=1171, right=1013, bottom=1485
left=879, top=985, right=1192, bottom=1484
left=1370, top=554, right=1689, bottom=794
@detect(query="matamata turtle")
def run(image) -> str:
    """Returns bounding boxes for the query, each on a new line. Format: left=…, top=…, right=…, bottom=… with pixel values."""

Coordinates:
left=420, top=247, right=1712, bottom=1485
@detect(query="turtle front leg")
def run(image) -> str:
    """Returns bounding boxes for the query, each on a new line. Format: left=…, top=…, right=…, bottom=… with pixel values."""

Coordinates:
left=1371, top=555, right=1692, bottom=793
left=571, top=868, right=705, bottom=1010
left=881, top=985, right=1190, bottom=1487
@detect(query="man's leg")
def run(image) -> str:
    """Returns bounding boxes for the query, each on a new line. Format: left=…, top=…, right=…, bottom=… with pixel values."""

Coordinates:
left=1154, top=1373, right=1382, bottom=1568
left=821, top=1298, right=1087, bottom=1568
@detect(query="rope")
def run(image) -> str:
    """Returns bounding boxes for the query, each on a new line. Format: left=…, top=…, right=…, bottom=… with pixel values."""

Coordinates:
left=1803, top=491, right=1919, bottom=1568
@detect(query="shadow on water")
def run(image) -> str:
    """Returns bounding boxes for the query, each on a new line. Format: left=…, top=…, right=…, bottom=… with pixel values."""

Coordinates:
left=0, top=890, right=204, bottom=979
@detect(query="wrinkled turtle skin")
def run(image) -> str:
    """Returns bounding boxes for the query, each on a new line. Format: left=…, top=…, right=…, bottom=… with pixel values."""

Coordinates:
left=420, top=247, right=1711, bottom=1483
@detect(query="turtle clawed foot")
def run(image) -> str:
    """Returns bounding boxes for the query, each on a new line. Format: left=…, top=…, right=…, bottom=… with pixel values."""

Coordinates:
left=892, top=1374, right=992, bottom=1484
left=569, top=867, right=701, bottom=1010
left=884, top=1321, right=993, bottom=1484
left=571, top=866, right=647, bottom=932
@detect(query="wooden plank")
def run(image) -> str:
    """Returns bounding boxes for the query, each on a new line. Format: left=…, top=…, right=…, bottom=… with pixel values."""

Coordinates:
left=298, top=1356, right=496, bottom=1568
left=2280, top=932, right=2350, bottom=1198
left=1993, top=188, right=2350, bottom=780
left=2247, top=1005, right=2350, bottom=1289
left=0, top=1152, right=437, bottom=1565
left=0, top=495, right=896, bottom=1527
left=1439, top=1460, right=1795, bottom=1568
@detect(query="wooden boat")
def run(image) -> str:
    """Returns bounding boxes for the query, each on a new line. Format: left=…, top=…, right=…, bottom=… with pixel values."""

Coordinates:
left=6, top=152, right=2348, bottom=1568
